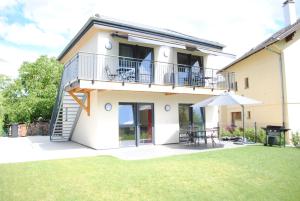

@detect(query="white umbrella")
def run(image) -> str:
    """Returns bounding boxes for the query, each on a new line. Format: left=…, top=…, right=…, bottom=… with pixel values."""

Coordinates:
left=192, top=92, right=261, bottom=142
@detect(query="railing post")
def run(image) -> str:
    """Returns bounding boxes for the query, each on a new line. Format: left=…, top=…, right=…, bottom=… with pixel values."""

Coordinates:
left=172, top=64, right=175, bottom=89
left=76, top=53, right=80, bottom=80
left=211, top=68, right=214, bottom=90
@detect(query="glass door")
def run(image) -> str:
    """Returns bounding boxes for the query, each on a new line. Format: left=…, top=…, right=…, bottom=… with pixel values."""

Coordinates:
left=119, top=103, right=154, bottom=147
left=137, top=104, right=153, bottom=144
left=119, top=103, right=136, bottom=147
left=179, top=104, right=205, bottom=129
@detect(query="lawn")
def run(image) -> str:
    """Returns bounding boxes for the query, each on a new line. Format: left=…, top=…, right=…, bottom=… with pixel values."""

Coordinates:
left=0, top=146, right=299, bottom=201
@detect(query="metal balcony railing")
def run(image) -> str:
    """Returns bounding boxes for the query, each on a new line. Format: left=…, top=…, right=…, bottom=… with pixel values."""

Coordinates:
left=63, top=52, right=235, bottom=90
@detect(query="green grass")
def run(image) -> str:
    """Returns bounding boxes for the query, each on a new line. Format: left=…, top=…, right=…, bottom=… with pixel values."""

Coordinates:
left=0, top=146, right=300, bottom=201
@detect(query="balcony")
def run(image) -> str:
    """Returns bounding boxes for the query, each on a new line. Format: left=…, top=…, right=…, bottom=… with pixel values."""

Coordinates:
left=62, top=52, right=235, bottom=92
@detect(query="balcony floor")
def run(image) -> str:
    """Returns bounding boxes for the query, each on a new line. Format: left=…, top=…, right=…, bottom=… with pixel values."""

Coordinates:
left=65, top=79, right=227, bottom=96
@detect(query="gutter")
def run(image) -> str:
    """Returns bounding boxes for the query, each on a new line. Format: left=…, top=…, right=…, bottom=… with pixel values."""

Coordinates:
left=264, top=46, right=286, bottom=127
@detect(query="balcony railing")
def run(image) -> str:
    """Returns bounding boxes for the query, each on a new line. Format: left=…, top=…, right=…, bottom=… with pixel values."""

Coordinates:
left=63, top=52, right=235, bottom=90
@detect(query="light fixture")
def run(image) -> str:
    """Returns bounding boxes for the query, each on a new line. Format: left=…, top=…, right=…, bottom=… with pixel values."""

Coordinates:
left=105, top=40, right=112, bottom=50
left=104, top=103, right=112, bottom=111
left=165, top=104, right=171, bottom=111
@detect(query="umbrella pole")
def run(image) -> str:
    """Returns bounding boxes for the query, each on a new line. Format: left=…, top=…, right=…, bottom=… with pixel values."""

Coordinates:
left=242, top=105, right=245, bottom=142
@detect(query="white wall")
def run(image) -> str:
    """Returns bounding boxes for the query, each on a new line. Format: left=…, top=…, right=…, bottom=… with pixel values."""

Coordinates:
left=283, top=31, right=300, bottom=132
left=72, top=91, right=215, bottom=149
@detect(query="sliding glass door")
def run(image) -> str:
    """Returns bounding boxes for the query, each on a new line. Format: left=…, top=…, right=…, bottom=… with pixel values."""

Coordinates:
left=119, top=103, right=154, bottom=147
left=138, top=104, right=153, bottom=144
left=177, top=53, right=204, bottom=86
left=119, top=104, right=136, bottom=147
left=119, top=44, right=154, bottom=83
left=179, top=104, right=205, bottom=130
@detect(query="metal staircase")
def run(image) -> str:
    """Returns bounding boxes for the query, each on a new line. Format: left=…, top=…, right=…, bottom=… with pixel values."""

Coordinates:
left=49, top=56, right=87, bottom=141
left=50, top=92, right=85, bottom=141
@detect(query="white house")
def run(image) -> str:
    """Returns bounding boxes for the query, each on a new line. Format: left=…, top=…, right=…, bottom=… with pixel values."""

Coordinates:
left=50, top=15, right=235, bottom=149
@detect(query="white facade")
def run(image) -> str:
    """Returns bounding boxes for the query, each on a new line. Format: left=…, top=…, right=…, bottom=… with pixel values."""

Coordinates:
left=53, top=18, right=232, bottom=149
left=282, top=30, right=300, bottom=132
left=72, top=91, right=217, bottom=149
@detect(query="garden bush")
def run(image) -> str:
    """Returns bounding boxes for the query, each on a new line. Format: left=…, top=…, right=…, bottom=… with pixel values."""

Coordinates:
left=292, top=132, right=300, bottom=147
left=220, top=126, right=266, bottom=143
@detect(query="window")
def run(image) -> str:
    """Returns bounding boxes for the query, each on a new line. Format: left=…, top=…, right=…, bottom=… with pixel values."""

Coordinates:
left=177, top=53, right=204, bottom=67
left=119, top=43, right=154, bottom=83
left=244, top=77, right=249, bottom=89
left=247, top=111, right=251, bottom=119
left=178, top=104, right=205, bottom=129
left=177, top=53, right=204, bottom=86
left=231, top=112, right=241, bottom=125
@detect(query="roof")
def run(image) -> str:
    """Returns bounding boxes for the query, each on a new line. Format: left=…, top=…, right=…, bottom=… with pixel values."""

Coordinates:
left=58, top=15, right=226, bottom=61
left=221, top=19, right=300, bottom=71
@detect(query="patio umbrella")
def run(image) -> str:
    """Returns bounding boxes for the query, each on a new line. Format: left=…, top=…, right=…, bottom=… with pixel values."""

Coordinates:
left=192, top=92, right=261, bottom=142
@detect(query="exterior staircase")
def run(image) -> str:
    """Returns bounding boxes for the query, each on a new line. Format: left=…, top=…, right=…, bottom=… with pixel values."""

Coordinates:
left=50, top=92, right=85, bottom=141
left=49, top=58, right=86, bottom=141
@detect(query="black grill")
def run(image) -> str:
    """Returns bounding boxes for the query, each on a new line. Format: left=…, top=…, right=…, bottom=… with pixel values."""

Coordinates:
left=262, top=125, right=289, bottom=147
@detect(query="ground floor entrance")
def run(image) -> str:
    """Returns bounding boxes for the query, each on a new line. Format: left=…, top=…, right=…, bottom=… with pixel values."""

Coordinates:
left=119, top=103, right=154, bottom=147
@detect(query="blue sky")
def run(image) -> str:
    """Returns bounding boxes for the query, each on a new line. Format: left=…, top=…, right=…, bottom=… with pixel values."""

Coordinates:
left=0, top=0, right=299, bottom=77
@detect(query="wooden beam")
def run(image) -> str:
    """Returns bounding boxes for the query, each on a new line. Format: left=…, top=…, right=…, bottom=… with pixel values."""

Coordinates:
left=165, top=93, right=176, bottom=96
left=68, top=90, right=91, bottom=116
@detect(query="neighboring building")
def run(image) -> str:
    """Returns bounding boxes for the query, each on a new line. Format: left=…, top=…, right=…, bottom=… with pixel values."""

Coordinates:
left=220, top=0, right=300, bottom=135
left=49, top=15, right=235, bottom=149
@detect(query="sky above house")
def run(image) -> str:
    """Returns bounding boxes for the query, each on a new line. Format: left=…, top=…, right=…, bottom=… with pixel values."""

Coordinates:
left=0, top=0, right=300, bottom=77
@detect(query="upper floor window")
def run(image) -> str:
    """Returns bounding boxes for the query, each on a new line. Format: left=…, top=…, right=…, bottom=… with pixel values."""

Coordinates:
left=177, top=53, right=204, bottom=86
left=244, top=77, right=249, bottom=89
left=177, top=53, right=203, bottom=67
left=119, top=43, right=154, bottom=61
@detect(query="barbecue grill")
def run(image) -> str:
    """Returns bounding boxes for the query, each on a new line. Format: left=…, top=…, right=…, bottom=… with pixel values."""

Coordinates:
left=262, top=125, right=289, bottom=147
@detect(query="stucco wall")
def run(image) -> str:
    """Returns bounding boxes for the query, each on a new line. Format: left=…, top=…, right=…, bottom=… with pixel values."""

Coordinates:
left=282, top=30, right=300, bottom=132
left=72, top=91, right=216, bottom=149
left=220, top=49, right=283, bottom=129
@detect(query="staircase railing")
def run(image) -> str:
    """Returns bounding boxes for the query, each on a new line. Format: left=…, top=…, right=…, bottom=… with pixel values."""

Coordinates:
left=49, top=54, right=79, bottom=139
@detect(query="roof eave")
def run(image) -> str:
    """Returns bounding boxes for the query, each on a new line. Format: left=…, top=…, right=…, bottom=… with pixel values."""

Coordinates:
left=57, top=17, right=225, bottom=61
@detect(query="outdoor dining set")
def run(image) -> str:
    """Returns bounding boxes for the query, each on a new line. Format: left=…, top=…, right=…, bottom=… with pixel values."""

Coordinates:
left=179, top=126, right=220, bottom=147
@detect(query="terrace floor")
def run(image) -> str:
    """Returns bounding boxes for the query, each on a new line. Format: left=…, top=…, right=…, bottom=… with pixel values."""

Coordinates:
left=0, top=136, right=243, bottom=163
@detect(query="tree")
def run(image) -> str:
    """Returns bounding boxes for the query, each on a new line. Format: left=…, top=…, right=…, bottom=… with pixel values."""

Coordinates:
left=2, top=56, right=63, bottom=123
left=0, top=74, right=11, bottom=135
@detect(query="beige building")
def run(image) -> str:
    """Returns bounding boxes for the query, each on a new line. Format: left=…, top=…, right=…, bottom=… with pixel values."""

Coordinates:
left=49, top=15, right=234, bottom=149
left=220, top=0, right=300, bottom=135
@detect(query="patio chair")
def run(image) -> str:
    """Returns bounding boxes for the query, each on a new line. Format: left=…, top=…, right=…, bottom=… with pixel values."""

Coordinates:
left=179, top=128, right=192, bottom=144
left=105, top=65, right=118, bottom=81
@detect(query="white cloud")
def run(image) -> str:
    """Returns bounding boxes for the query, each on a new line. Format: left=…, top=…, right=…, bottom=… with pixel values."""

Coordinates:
left=19, top=0, right=289, bottom=56
left=1, top=0, right=300, bottom=76
left=0, top=45, right=39, bottom=77
left=0, top=21, right=66, bottom=48
left=0, top=0, right=18, bottom=9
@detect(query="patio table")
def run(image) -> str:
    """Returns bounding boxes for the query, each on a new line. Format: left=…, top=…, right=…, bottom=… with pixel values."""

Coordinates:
left=117, top=67, right=135, bottom=81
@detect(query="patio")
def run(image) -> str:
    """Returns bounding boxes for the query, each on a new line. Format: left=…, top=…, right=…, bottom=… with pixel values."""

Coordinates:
left=0, top=136, right=242, bottom=163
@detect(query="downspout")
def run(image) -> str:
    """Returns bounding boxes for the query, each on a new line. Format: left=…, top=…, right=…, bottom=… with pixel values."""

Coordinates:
left=265, top=46, right=286, bottom=128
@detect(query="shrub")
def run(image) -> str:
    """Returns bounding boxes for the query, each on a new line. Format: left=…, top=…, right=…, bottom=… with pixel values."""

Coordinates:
left=220, top=129, right=233, bottom=138
left=220, top=126, right=266, bottom=143
left=232, top=129, right=243, bottom=137
left=256, top=129, right=266, bottom=143
left=292, top=132, right=300, bottom=147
